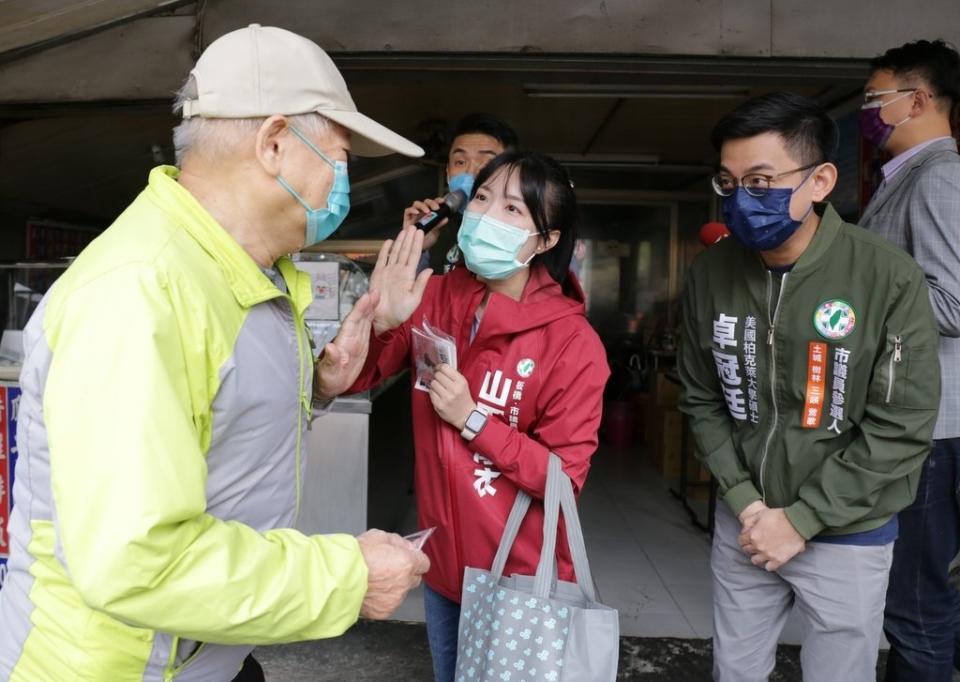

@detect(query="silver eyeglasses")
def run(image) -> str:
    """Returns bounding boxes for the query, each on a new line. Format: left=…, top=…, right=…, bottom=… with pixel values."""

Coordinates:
left=863, top=88, right=917, bottom=105
left=711, top=162, right=821, bottom=198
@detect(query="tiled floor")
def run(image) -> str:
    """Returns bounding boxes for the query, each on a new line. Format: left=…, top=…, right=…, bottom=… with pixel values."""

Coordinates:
left=389, top=443, right=815, bottom=644
left=577, top=446, right=713, bottom=638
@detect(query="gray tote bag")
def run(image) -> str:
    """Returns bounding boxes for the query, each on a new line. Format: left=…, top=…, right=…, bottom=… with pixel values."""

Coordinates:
left=454, top=454, right=619, bottom=682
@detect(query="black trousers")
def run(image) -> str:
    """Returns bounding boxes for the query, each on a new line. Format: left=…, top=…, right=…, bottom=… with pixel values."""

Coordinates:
left=230, top=654, right=265, bottom=682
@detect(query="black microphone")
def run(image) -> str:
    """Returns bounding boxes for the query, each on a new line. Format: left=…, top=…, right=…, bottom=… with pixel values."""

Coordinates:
left=414, top=189, right=467, bottom=233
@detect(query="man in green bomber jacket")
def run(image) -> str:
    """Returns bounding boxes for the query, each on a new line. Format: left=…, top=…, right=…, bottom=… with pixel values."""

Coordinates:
left=679, top=92, right=941, bottom=682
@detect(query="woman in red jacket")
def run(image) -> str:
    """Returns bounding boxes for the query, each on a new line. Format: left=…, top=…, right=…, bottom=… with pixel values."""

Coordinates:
left=351, top=151, right=609, bottom=681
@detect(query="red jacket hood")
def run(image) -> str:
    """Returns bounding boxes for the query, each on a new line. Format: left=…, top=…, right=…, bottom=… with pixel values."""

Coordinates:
left=445, top=264, right=586, bottom=337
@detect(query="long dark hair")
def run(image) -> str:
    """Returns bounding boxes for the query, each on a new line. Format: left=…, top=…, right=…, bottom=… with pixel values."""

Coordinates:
left=470, top=150, right=579, bottom=284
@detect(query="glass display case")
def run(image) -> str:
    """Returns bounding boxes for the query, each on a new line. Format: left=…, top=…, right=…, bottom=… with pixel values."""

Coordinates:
left=1, top=262, right=70, bottom=374
left=290, top=252, right=374, bottom=537
left=291, top=252, right=370, bottom=357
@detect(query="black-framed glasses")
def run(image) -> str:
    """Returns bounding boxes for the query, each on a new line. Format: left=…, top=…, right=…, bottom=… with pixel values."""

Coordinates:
left=711, top=162, right=821, bottom=198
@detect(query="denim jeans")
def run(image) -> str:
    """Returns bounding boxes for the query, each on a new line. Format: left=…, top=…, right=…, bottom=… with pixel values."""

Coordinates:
left=884, top=437, right=960, bottom=682
left=424, top=583, right=461, bottom=682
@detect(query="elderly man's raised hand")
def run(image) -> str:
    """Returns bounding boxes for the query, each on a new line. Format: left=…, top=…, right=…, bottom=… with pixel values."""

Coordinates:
left=369, top=225, right=433, bottom=336
left=356, top=529, right=430, bottom=620
left=314, top=290, right=380, bottom=401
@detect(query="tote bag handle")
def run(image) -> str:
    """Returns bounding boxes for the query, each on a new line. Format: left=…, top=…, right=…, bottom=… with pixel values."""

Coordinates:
left=489, top=453, right=597, bottom=602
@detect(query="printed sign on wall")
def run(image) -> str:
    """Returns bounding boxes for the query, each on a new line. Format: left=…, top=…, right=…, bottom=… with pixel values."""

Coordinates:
left=0, top=383, right=20, bottom=588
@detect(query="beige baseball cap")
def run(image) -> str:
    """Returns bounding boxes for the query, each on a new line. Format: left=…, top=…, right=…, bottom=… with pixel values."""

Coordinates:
left=180, top=24, right=423, bottom=158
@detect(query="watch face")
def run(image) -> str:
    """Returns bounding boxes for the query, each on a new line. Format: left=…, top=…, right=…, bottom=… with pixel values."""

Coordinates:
left=466, top=410, right=486, bottom=432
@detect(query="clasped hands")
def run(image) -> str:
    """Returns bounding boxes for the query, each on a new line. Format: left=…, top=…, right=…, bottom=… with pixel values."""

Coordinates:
left=737, top=501, right=805, bottom=572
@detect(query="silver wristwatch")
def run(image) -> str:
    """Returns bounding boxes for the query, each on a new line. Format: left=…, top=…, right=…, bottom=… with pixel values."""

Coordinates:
left=460, top=409, right=488, bottom=441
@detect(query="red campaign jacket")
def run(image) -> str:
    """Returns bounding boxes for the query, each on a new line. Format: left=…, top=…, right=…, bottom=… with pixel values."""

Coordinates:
left=350, top=264, right=609, bottom=602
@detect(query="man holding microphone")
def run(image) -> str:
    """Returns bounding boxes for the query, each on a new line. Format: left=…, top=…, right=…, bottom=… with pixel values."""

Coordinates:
left=404, top=112, right=519, bottom=265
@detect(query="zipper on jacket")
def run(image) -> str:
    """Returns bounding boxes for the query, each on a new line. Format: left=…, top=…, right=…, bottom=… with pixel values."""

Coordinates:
left=283, top=295, right=310, bottom=521
left=164, top=637, right=206, bottom=681
left=886, top=335, right=903, bottom=403
left=759, top=271, right=788, bottom=502
left=305, top=322, right=318, bottom=432
left=297, top=313, right=312, bottom=519
left=447, top=432, right=464, bottom=581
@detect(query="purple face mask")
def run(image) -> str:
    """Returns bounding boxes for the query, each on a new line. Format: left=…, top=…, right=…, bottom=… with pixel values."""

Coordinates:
left=858, top=91, right=914, bottom=150
left=858, top=104, right=895, bottom=150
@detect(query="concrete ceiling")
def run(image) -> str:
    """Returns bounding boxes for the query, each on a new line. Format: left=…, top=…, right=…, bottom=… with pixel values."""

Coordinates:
left=5, top=0, right=956, bottom=64
left=0, top=0, right=191, bottom=56
left=0, top=0, right=954, bottom=250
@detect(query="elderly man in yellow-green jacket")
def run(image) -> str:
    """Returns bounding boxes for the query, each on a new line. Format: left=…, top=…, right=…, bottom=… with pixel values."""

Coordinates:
left=0, top=25, right=430, bottom=681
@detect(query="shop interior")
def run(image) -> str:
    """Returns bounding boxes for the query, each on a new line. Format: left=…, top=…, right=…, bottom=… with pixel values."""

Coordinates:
left=0, top=16, right=876, bottom=639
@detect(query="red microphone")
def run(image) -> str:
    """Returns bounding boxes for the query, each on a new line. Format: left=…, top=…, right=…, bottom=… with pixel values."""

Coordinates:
left=699, top=222, right=730, bottom=247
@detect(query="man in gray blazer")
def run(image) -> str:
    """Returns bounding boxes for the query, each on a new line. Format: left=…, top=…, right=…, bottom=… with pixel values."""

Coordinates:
left=859, top=39, right=960, bottom=682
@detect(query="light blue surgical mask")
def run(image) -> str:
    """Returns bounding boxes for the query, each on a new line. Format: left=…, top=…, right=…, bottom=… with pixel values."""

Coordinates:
left=447, top=172, right=475, bottom=208
left=276, top=125, right=351, bottom=247
left=458, top=210, right=537, bottom=280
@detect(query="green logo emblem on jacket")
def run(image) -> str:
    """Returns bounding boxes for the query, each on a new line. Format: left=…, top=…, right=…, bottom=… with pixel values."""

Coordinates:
left=516, top=358, right=535, bottom=378
left=814, top=300, right=857, bottom=340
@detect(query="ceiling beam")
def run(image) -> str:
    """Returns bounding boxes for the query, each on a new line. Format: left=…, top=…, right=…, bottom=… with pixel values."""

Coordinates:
left=329, top=53, right=873, bottom=87
left=0, top=99, right=172, bottom=121
left=0, top=47, right=873, bottom=106
left=0, top=0, right=195, bottom=64
left=0, top=16, right=197, bottom=103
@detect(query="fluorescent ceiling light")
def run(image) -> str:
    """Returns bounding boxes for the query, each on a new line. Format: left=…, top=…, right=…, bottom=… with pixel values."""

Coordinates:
left=524, top=84, right=750, bottom=99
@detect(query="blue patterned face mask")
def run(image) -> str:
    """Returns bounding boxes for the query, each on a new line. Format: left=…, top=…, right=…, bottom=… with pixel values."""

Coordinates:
left=447, top=172, right=475, bottom=207
left=276, top=125, right=351, bottom=247
left=458, top=210, right=537, bottom=280
left=721, top=169, right=816, bottom=251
